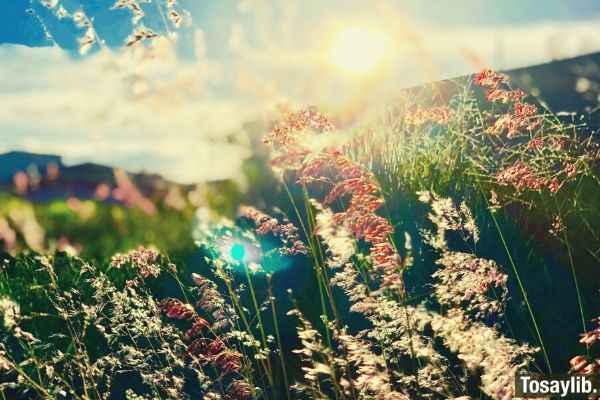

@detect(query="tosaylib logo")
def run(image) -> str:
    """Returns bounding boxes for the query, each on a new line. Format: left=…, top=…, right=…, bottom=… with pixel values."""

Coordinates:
left=515, top=370, right=599, bottom=398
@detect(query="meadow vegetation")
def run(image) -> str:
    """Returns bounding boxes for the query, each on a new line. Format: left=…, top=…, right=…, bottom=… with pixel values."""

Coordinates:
left=1, top=70, right=600, bottom=399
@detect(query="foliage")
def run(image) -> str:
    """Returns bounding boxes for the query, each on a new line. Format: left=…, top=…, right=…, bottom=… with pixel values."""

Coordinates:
left=1, top=71, right=600, bottom=399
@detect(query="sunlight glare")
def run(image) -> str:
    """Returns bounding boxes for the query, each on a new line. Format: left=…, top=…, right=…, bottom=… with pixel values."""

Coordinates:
left=329, top=27, right=388, bottom=74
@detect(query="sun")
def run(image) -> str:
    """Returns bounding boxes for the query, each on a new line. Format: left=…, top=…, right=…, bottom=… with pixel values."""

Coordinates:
left=329, top=26, right=388, bottom=74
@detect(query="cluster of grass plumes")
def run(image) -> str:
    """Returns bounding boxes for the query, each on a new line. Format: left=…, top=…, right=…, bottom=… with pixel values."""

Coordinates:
left=0, top=249, right=263, bottom=399
left=348, top=69, right=599, bottom=216
left=257, top=106, right=543, bottom=399
left=2, top=70, right=599, bottom=399
left=342, top=72, right=599, bottom=377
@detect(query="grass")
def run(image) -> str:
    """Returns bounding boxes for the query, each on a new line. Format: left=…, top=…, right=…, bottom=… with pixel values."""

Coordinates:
left=0, top=70, right=599, bottom=399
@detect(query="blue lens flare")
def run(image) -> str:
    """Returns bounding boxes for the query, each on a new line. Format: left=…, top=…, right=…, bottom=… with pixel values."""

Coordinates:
left=230, top=243, right=246, bottom=262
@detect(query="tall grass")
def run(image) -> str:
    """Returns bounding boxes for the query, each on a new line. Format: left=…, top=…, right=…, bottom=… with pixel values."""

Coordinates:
left=1, top=70, right=599, bottom=399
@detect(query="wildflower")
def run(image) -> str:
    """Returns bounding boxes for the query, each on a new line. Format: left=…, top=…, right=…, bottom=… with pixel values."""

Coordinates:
left=0, top=350, right=11, bottom=371
left=569, top=355, right=589, bottom=373
left=549, top=215, right=565, bottom=237
left=475, top=68, right=542, bottom=138
left=168, top=10, right=182, bottom=28
left=296, top=149, right=403, bottom=290
left=13, top=171, right=28, bottom=195
left=188, top=338, right=225, bottom=359
left=404, top=105, right=452, bottom=126
left=186, top=337, right=243, bottom=376
left=112, top=0, right=145, bottom=24
left=418, top=191, right=480, bottom=250
left=551, top=136, right=568, bottom=150
left=579, top=328, right=600, bottom=348
left=547, top=177, right=560, bottom=194
left=486, top=88, right=526, bottom=103
left=569, top=318, right=600, bottom=385
left=227, top=380, right=254, bottom=399
left=513, top=102, right=538, bottom=118
left=164, top=185, right=187, bottom=210
left=433, top=252, right=508, bottom=318
left=125, top=27, right=158, bottom=47
left=486, top=110, right=541, bottom=138
left=0, top=217, right=17, bottom=253
left=263, top=107, right=334, bottom=175
left=112, top=169, right=157, bottom=215
left=214, top=350, right=242, bottom=374
left=527, top=137, right=544, bottom=150
left=110, top=246, right=161, bottom=278
left=334, top=327, right=407, bottom=399
left=495, top=162, right=546, bottom=192
left=0, top=297, right=20, bottom=329
left=79, top=27, right=96, bottom=55
left=474, top=68, right=508, bottom=89
left=160, top=298, right=196, bottom=320
left=426, top=308, right=538, bottom=399
left=184, top=316, right=210, bottom=341
left=125, top=279, right=140, bottom=288
left=263, top=106, right=334, bottom=147
left=95, top=183, right=111, bottom=200
left=489, top=190, right=501, bottom=213
left=191, top=273, right=232, bottom=330
left=564, top=162, right=577, bottom=178
left=239, top=206, right=307, bottom=255
left=312, top=200, right=355, bottom=267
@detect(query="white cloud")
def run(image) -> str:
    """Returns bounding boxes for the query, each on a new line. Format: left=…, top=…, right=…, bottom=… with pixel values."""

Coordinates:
left=2, top=15, right=600, bottom=184
left=0, top=37, right=257, bottom=184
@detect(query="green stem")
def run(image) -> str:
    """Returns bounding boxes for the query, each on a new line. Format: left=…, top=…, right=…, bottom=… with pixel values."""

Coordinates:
left=486, top=199, right=552, bottom=372
left=267, top=276, right=291, bottom=399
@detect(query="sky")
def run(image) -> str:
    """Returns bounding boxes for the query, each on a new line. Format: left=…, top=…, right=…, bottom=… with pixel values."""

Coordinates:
left=2, top=0, right=600, bottom=183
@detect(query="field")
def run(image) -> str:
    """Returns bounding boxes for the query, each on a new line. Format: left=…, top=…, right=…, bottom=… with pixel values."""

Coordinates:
left=1, top=68, right=600, bottom=399
left=4, top=1, right=600, bottom=399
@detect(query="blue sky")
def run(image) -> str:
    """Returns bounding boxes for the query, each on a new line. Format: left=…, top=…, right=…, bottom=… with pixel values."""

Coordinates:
left=2, top=1, right=600, bottom=183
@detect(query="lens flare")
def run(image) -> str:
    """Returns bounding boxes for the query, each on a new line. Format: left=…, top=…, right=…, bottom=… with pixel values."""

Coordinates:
left=230, top=243, right=246, bottom=262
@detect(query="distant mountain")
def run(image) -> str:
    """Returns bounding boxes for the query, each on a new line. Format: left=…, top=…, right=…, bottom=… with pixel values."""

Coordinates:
left=0, top=151, right=188, bottom=202
left=0, top=151, right=61, bottom=181
left=508, top=52, right=600, bottom=116
left=404, top=51, right=600, bottom=132
left=3, top=51, right=600, bottom=200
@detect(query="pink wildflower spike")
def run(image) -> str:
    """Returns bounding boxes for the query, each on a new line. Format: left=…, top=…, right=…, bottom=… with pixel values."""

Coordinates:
left=527, top=138, right=544, bottom=150
left=227, top=380, right=254, bottom=400
left=184, top=316, right=210, bottom=341
left=474, top=68, right=508, bottom=87
left=160, top=298, right=196, bottom=320
left=239, top=206, right=307, bottom=255
left=547, top=177, right=560, bottom=194
left=405, top=105, right=452, bottom=126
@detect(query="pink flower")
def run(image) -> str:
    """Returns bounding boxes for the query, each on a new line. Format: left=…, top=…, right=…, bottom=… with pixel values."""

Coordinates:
left=496, top=162, right=546, bottom=192
left=112, top=169, right=157, bottom=215
left=564, top=162, right=577, bottom=178
left=95, top=183, right=111, bottom=201
left=474, top=68, right=508, bottom=88
left=527, top=138, right=544, bottom=150
left=239, top=206, right=307, bottom=255
left=184, top=316, right=210, bottom=341
left=160, top=298, right=196, bottom=320
left=405, top=105, right=452, bottom=126
left=547, top=177, right=560, bottom=194
left=13, top=171, right=28, bottom=195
